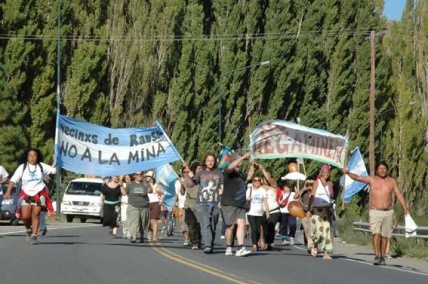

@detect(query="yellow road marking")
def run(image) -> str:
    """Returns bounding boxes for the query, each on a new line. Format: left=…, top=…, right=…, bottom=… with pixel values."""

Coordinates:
left=150, top=245, right=249, bottom=284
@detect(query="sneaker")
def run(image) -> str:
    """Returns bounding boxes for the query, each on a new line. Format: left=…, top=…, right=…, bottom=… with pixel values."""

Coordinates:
left=235, top=247, right=251, bottom=257
left=289, top=237, right=294, bottom=246
left=385, top=254, right=392, bottom=259
left=42, top=228, right=47, bottom=236
left=373, top=256, right=381, bottom=266
left=161, top=226, right=166, bottom=233
left=191, top=245, right=199, bottom=250
left=220, top=235, right=225, bottom=240
left=380, top=257, right=386, bottom=266
left=225, top=247, right=233, bottom=256
left=282, top=239, right=290, bottom=245
left=30, top=234, right=37, bottom=245
left=203, top=247, right=213, bottom=254
left=183, top=239, right=190, bottom=246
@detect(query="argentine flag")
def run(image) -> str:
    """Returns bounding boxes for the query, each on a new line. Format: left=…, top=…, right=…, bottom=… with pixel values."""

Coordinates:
left=155, top=164, right=179, bottom=211
left=341, top=147, right=369, bottom=203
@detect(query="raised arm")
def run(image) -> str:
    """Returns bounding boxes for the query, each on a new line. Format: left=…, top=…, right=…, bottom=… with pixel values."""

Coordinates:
left=226, top=152, right=250, bottom=172
left=257, top=163, right=277, bottom=188
left=342, top=167, right=372, bottom=184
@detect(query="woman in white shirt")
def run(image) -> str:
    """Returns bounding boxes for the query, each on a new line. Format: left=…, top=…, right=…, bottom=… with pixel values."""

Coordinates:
left=145, top=170, right=164, bottom=242
left=246, top=176, right=269, bottom=251
left=306, top=164, right=334, bottom=259
left=4, top=149, right=56, bottom=245
left=278, top=182, right=297, bottom=245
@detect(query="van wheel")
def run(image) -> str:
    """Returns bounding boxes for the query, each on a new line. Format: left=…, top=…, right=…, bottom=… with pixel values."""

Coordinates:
left=80, top=218, right=87, bottom=223
left=66, top=215, right=73, bottom=223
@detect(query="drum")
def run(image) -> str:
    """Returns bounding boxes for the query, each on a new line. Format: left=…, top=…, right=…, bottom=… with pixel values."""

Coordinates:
left=299, top=189, right=310, bottom=211
left=287, top=201, right=305, bottom=218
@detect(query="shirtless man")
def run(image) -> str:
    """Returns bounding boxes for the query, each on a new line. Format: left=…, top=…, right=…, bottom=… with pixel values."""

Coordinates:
left=342, top=161, right=410, bottom=266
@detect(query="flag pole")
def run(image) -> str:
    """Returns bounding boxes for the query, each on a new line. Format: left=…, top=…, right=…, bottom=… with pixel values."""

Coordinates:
left=154, top=120, right=185, bottom=163
left=341, top=145, right=350, bottom=211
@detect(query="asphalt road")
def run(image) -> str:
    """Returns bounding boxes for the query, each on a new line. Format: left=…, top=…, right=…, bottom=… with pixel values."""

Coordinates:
left=0, top=221, right=427, bottom=284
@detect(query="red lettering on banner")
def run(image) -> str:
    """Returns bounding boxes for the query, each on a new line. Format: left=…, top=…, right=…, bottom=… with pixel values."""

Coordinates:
left=253, top=123, right=276, bottom=154
left=276, top=130, right=291, bottom=154
left=292, top=132, right=302, bottom=153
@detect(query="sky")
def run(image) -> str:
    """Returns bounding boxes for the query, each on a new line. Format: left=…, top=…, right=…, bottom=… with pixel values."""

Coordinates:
left=383, top=0, right=406, bottom=21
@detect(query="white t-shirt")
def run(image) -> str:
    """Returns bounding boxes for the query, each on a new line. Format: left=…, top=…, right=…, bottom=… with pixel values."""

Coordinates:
left=246, top=186, right=267, bottom=216
left=148, top=183, right=163, bottom=203
left=0, top=165, right=8, bottom=194
left=265, top=186, right=280, bottom=214
left=10, top=162, right=56, bottom=196
left=175, top=180, right=186, bottom=208
left=279, top=191, right=296, bottom=214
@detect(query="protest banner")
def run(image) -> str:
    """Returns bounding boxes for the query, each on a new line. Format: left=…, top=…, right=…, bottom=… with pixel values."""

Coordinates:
left=250, top=120, right=348, bottom=168
left=55, top=115, right=181, bottom=176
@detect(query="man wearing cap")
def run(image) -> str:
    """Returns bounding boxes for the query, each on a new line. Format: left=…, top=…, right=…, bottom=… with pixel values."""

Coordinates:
left=222, top=152, right=253, bottom=256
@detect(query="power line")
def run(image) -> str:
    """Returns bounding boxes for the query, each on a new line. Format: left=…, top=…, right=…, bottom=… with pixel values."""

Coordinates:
left=0, top=28, right=391, bottom=42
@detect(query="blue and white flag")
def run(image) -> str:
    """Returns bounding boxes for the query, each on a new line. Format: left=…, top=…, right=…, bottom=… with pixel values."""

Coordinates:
left=55, top=115, right=181, bottom=176
left=155, top=164, right=179, bottom=211
left=341, top=147, right=369, bottom=203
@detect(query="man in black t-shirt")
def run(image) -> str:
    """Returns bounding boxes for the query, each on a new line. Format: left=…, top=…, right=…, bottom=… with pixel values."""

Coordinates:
left=222, top=152, right=254, bottom=257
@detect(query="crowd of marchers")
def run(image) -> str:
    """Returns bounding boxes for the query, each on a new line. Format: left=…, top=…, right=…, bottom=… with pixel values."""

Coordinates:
left=1, top=149, right=410, bottom=266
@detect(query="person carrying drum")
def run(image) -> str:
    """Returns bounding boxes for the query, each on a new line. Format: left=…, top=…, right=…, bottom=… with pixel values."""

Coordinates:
left=294, top=179, right=314, bottom=253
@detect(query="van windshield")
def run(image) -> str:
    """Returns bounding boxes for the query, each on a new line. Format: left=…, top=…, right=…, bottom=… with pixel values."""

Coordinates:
left=66, top=182, right=102, bottom=196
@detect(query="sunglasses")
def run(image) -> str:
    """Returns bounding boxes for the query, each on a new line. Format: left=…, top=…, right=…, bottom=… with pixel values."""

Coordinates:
left=253, top=179, right=261, bottom=182
left=135, top=173, right=143, bottom=176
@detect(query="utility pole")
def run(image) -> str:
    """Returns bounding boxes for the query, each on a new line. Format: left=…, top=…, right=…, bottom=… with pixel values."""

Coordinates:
left=369, top=30, right=375, bottom=176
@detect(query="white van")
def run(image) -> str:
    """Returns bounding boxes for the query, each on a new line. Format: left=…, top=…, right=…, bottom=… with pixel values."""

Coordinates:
left=61, top=178, right=104, bottom=223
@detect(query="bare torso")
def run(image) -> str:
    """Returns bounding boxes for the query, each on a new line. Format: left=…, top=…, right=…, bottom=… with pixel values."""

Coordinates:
left=369, top=176, right=395, bottom=209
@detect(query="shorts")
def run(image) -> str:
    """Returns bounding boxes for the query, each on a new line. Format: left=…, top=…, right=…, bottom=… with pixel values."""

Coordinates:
left=222, top=205, right=246, bottom=226
left=369, top=209, right=394, bottom=237
left=21, top=199, right=39, bottom=206
left=149, top=202, right=160, bottom=220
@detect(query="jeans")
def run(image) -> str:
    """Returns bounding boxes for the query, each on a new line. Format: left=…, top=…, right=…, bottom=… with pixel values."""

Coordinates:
left=39, top=211, right=46, bottom=230
left=280, top=212, right=297, bottom=239
left=196, top=203, right=220, bottom=249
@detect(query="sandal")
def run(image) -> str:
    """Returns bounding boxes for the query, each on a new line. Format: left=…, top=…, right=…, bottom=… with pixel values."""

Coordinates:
left=311, top=247, right=318, bottom=257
